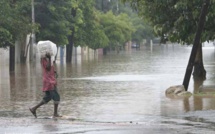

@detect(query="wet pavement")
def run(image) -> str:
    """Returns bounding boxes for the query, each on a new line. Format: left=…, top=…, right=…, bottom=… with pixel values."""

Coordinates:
left=1, top=44, right=215, bottom=133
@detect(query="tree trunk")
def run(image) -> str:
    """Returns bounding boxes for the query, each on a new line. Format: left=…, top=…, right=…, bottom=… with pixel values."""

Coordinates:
left=182, top=0, right=210, bottom=91
left=66, top=35, right=73, bottom=63
left=9, top=45, right=15, bottom=72
left=20, top=50, right=26, bottom=63
left=103, top=47, right=107, bottom=55
left=66, top=8, right=76, bottom=63
left=193, top=43, right=206, bottom=80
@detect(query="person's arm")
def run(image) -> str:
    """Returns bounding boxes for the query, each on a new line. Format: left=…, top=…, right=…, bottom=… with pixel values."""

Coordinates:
left=54, top=70, right=58, bottom=78
left=45, top=53, right=51, bottom=71
left=52, top=61, right=58, bottom=78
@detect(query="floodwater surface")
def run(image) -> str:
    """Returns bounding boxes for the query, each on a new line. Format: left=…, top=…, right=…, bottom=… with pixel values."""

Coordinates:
left=1, top=44, right=215, bottom=133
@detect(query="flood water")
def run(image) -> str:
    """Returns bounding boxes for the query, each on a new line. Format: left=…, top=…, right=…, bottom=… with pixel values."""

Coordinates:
left=1, top=44, right=215, bottom=133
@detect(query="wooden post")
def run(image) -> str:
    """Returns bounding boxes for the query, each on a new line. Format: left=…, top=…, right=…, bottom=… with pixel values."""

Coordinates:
left=30, top=0, right=35, bottom=62
left=182, top=0, right=210, bottom=91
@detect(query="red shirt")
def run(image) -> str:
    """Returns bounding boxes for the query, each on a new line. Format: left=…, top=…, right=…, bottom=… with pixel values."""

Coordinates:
left=41, top=58, right=57, bottom=91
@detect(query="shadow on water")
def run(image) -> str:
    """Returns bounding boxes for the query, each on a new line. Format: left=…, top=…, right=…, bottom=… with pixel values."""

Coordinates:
left=1, top=44, right=215, bottom=130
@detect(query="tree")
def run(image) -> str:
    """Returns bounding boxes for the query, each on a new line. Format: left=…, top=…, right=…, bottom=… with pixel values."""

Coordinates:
left=66, top=0, right=112, bottom=62
left=35, top=0, right=72, bottom=45
left=182, top=0, right=210, bottom=90
left=0, top=0, right=32, bottom=47
left=66, top=0, right=103, bottom=62
left=34, top=0, right=108, bottom=63
left=96, top=0, right=154, bottom=48
left=33, top=0, right=76, bottom=63
left=120, top=4, right=154, bottom=45
left=65, top=0, right=78, bottom=63
left=74, top=1, right=109, bottom=50
left=122, top=0, right=215, bottom=80
left=98, top=11, right=134, bottom=51
left=0, top=0, right=32, bottom=71
left=131, top=15, right=154, bottom=45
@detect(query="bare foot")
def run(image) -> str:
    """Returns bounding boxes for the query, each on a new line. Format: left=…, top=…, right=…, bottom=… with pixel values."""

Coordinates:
left=53, top=114, right=62, bottom=118
left=29, top=108, right=37, bottom=118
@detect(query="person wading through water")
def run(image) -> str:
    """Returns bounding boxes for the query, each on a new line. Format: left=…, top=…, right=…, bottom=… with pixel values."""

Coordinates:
left=29, top=53, right=61, bottom=118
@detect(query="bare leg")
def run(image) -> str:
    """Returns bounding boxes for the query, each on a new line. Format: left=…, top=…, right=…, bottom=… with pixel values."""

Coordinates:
left=53, top=103, right=62, bottom=117
left=29, top=101, right=45, bottom=118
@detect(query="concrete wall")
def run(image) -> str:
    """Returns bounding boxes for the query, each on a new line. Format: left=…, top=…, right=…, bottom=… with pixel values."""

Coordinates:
left=0, top=48, right=9, bottom=66
left=0, top=44, right=103, bottom=67
left=56, top=45, right=102, bottom=64
left=0, top=48, right=10, bottom=99
left=125, top=41, right=132, bottom=51
left=15, top=34, right=31, bottom=63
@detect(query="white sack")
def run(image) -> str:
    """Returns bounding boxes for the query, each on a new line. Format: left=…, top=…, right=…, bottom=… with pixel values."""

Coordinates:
left=37, top=40, right=57, bottom=64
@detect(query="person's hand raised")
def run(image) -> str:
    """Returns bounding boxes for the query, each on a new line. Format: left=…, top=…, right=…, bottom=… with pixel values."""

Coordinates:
left=45, top=52, right=51, bottom=59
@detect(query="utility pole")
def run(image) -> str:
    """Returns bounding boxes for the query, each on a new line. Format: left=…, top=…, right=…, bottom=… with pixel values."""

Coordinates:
left=30, top=0, right=35, bottom=62
left=116, top=0, right=119, bottom=13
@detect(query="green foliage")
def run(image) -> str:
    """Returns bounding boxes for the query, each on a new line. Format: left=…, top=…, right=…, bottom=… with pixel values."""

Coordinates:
left=122, top=0, right=215, bottom=44
left=113, top=1, right=155, bottom=44
left=35, top=0, right=72, bottom=45
left=0, top=0, right=154, bottom=50
left=72, top=0, right=109, bottom=50
left=98, top=11, right=134, bottom=47
left=95, top=0, right=154, bottom=46
left=34, top=0, right=110, bottom=49
left=0, top=0, right=32, bottom=47
left=123, top=6, right=154, bottom=44
left=0, top=28, right=13, bottom=48
left=132, top=16, right=154, bottom=44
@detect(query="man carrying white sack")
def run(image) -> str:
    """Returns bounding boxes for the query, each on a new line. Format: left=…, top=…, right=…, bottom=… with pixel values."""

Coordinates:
left=29, top=40, right=61, bottom=118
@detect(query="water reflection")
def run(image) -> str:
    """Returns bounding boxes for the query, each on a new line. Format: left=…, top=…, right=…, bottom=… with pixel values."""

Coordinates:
left=0, top=44, right=215, bottom=123
left=0, top=64, right=10, bottom=106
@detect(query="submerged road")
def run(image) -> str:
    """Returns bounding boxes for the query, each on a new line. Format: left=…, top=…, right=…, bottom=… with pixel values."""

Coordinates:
left=1, top=44, right=215, bottom=133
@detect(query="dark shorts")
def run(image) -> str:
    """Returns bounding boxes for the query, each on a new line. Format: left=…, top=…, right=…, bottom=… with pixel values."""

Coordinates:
left=42, top=86, right=60, bottom=104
